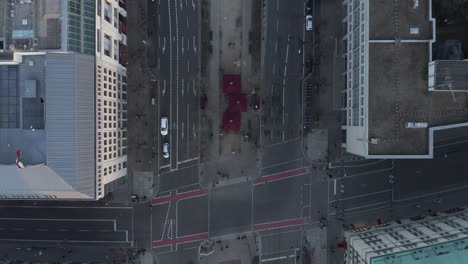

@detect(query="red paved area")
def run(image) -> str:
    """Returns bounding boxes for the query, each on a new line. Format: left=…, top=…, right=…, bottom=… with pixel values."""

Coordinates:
left=253, top=218, right=305, bottom=231
left=152, top=233, right=209, bottom=247
left=152, top=189, right=209, bottom=205
left=253, top=168, right=309, bottom=185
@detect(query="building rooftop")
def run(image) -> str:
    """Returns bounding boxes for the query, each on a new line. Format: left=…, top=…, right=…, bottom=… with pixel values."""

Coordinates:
left=0, top=52, right=96, bottom=199
left=0, top=0, right=62, bottom=51
left=369, top=0, right=432, bottom=40
left=345, top=209, right=468, bottom=264
left=367, top=42, right=468, bottom=156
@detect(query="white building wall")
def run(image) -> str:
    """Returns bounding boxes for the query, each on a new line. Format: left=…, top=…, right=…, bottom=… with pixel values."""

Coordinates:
left=344, top=0, right=369, bottom=157
left=95, top=0, right=127, bottom=198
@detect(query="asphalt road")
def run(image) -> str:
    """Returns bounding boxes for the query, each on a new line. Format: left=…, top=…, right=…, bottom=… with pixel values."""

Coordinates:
left=261, top=0, right=305, bottom=147
left=156, top=0, right=200, bottom=172
left=0, top=203, right=135, bottom=247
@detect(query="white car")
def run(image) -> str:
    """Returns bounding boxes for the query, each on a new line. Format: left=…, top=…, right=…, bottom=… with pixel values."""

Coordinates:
left=306, top=15, right=313, bottom=31
left=160, top=117, right=168, bottom=136
left=162, top=143, right=170, bottom=159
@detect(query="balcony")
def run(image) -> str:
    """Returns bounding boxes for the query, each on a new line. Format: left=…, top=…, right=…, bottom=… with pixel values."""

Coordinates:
left=119, top=42, right=127, bottom=66
left=119, top=21, right=126, bottom=34
left=119, top=6, right=127, bottom=18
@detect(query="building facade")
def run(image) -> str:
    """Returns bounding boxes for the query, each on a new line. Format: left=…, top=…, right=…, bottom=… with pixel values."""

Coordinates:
left=0, top=0, right=128, bottom=199
left=95, top=0, right=128, bottom=198
left=345, top=209, right=468, bottom=264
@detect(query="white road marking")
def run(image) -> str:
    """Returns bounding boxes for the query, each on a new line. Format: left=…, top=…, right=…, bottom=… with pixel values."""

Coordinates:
left=163, top=79, right=167, bottom=96
left=160, top=164, right=171, bottom=169
left=168, top=0, right=174, bottom=169
left=185, top=0, right=188, bottom=7
left=180, top=0, right=183, bottom=9
left=192, top=79, right=196, bottom=96
left=329, top=189, right=392, bottom=203
left=187, top=105, right=190, bottom=156
left=276, top=0, right=279, bottom=11
left=177, top=157, right=199, bottom=165
left=261, top=254, right=296, bottom=262
left=181, top=36, right=184, bottom=54
left=192, top=0, right=196, bottom=9
left=261, top=157, right=302, bottom=170
left=182, top=79, right=185, bottom=96
left=181, top=122, right=185, bottom=139
left=193, top=35, right=197, bottom=53
left=275, top=39, right=278, bottom=54
left=175, top=0, right=180, bottom=169
left=192, top=123, right=196, bottom=137
left=276, top=19, right=279, bottom=32
left=162, top=36, right=166, bottom=54
left=161, top=200, right=172, bottom=240
left=333, top=179, right=337, bottom=196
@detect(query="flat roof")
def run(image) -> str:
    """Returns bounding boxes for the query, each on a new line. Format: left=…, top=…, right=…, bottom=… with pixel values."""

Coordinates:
left=368, top=42, right=468, bottom=155
left=0, top=52, right=96, bottom=199
left=369, top=0, right=432, bottom=40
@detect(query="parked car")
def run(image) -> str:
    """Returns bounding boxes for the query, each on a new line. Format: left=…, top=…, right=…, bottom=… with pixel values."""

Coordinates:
left=162, top=143, right=170, bottom=159
left=160, top=117, right=168, bottom=136
left=306, top=15, right=313, bottom=31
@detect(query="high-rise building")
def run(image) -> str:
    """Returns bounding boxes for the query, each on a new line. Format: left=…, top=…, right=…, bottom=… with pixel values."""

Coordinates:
left=0, top=52, right=96, bottom=199
left=344, top=208, right=468, bottom=264
left=0, top=0, right=128, bottom=200
left=95, top=0, right=128, bottom=197
left=343, top=0, right=468, bottom=159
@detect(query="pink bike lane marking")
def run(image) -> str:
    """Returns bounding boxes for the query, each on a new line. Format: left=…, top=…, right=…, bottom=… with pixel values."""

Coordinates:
left=152, top=189, right=209, bottom=205
left=254, top=168, right=309, bottom=185
left=253, top=218, right=306, bottom=231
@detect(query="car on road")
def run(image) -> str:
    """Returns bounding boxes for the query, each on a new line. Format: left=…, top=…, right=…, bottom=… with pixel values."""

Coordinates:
left=162, top=143, right=170, bottom=159
left=306, top=15, right=313, bottom=31
left=160, top=117, right=168, bottom=136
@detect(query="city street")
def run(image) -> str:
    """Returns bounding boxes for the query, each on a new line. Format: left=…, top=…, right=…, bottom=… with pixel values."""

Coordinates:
left=156, top=0, right=201, bottom=172
left=261, top=0, right=305, bottom=147
left=2, top=0, right=468, bottom=264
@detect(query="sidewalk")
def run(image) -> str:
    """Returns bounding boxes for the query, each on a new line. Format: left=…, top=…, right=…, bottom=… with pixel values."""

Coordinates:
left=125, top=0, right=156, bottom=202
left=199, top=0, right=261, bottom=189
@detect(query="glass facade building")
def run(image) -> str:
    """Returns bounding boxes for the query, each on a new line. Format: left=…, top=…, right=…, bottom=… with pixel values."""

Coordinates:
left=67, top=0, right=95, bottom=55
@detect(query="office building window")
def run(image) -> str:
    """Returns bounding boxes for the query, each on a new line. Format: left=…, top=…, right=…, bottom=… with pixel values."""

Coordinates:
left=96, top=29, right=101, bottom=52
left=104, top=34, right=111, bottom=56
left=104, top=2, right=112, bottom=23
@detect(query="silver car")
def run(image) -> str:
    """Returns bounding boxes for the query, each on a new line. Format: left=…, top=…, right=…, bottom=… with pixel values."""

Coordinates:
left=162, top=143, right=170, bottom=159
left=160, top=117, right=168, bottom=136
left=306, top=15, right=313, bottom=31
